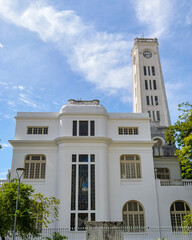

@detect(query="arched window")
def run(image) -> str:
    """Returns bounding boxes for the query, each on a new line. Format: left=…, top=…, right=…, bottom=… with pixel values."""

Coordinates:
left=122, top=201, right=145, bottom=232
left=170, top=201, right=191, bottom=231
left=24, top=155, right=46, bottom=179
left=154, top=138, right=163, bottom=148
left=120, top=155, right=141, bottom=179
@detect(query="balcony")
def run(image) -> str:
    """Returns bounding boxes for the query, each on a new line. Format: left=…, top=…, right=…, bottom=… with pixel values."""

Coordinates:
left=160, top=179, right=192, bottom=186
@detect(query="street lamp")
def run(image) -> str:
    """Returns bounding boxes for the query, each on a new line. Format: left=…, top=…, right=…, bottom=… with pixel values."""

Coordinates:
left=13, top=168, right=25, bottom=240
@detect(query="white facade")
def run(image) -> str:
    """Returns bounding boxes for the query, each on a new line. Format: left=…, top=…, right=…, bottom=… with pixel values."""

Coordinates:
left=9, top=39, right=192, bottom=233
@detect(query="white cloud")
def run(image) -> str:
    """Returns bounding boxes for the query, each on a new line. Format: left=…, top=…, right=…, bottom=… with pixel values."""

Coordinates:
left=0, top=0, right=132, bottom=99
left=3, top=114, right=11, bottom=119
left=19, top=93, right=37, bottom=108
left=1, top=143, right=11, bottom=148
left=0, top=42, right=3, bottom=48
left=13, top=85, right=24, bottom=90
left=186, top=8, right=192, bottom=25
left=133, top=0, right=175, bottom=38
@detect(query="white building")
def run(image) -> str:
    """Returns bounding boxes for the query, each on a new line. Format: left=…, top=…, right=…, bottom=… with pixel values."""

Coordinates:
left=10, top=38, right=192, bottom=234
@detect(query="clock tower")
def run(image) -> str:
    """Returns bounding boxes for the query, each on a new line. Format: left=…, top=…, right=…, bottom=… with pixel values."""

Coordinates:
left=131, top=38, right=175, bottom=157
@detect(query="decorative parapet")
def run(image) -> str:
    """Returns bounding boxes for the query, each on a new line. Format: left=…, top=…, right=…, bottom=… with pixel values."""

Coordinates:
left=160, top=179, right=192, bottom=186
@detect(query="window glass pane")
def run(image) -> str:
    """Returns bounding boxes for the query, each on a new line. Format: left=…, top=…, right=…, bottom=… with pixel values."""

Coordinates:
left=148, top=66, right=150, bottom=75
left=71, top=213, right=75, bottom=231
left=149, top=80, right=152, bottom=90
left=72, top=154, right=76, bottom=162
left=38, top=128, right=42, bottom=134
left=155, top=96, right=158, bottom=105
left=41, top=163, right=46, bottom=178
left=151, top=96, right=153, bottom=105
left=32, top=156, right=40, bottom=160
left=146, top=96, right=149, bottom=105
left=24, top=163, right=29, bottom=178
left=157, top=111, right=160, bottom=121
left=145, top=80, right=148, bottom=90
left=78, top=213, right=88, bottom=230
left=28, top=128, right=32, bottom=134
left=30, top=163, right=35, bottom=178
left=152, top=66, right=155, bottom=76
left=35, top=163, right=40, bottom=178
left=175, top=202, right=185, bottom=211
left=79, top=155, right=88, bottom=162
left=153, top=80, right=157, bottom=89
left=79, top=121, right=88, bottom=136
left=33, top=128, right=38, bottom=134
left=43, top=127, right=48, bottom=134
left=78, top=165, right=88, bottom=210
left=90, top=154, right=95, bottom=162
left=91, top=213, right=95, bottom=221
left=91, top=165, right=95, bottom=210
left=143, top=66, right=147, bottom=76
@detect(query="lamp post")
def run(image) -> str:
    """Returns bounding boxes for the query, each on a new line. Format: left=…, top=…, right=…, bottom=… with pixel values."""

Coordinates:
left=13, top=168, right=25, bottom=240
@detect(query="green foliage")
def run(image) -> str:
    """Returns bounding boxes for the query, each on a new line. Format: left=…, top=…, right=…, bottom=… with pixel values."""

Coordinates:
left=166, top=102, right=192, bottom=179
left=45, top=232, right=68, bottom=240
left=0, top=182, right=60, bottom=239
left=182, top=213, right=192, bottom=234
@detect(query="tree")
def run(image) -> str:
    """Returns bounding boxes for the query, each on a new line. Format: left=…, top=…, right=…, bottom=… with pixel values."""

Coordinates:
left=0, top=181, right=60, bottom=240
left=165, top=102, right=192, bottom=179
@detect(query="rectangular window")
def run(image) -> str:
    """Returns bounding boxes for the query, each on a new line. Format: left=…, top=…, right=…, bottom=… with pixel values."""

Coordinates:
left=146, top=96, right=150, bottom=105
left=152, top=66, right=155, bottom=76
left=90, top=121, right=95, bottom=136
left=148, top=111, right=151, bottom=118
left=145, top=80, right=148, bottom=90
left=149, top=80, right=152, bottom=90
left=153, top=111, right=155, bottom=121
left=118, top=127, right=139, bottom=135
left=79, top=121, right=88, bottom=136
left=73, top=121, right=77, bottom=136
left=155, top=96, right=158, bottom=105
left=153, top=80, right=157, bottom=90
left=151, top=96, right=154, bottom=105
left=148, top=66, right=150, bottom=76
left=27, top=127, right=48, bottom=135
left=71, top=165, right=76, bottom=210
left=157, top=111, right=160, bottom=121
left=71, top=154, right=95, bottom=230
left=143, top=66, right=147, bottom=76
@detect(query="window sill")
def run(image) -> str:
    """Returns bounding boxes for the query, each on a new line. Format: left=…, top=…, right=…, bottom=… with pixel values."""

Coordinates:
left=120, top=179, right=142, bottom=184
left=22, top=179, right=46, bottom=184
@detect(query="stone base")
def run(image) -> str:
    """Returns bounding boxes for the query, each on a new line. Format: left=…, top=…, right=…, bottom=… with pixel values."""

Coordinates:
left=86, top=221, right=124, bottom=240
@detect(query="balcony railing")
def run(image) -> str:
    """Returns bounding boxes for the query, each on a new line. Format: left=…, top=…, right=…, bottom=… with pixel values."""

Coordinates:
left=160, top=179, right=192, bottom=186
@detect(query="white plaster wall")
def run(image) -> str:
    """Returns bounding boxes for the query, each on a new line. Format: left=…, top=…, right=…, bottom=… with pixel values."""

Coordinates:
left=11, top=145, right=58, bottom=228
left=156, top=180, right=192, bottom=227
left=108, top=119, right=151, bottom=141
left=15, top=119, right=59, bottom=140
left=108, top=145, right=160, bottom=227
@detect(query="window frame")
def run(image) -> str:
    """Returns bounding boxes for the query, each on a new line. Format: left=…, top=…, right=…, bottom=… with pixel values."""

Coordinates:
left=23, top=154, right=46, bottom=179
left=27, top=127, right=48, bottom=135
left=122, top=200, right=145, bottom=232
left=120, top=155, right=142, bottom=180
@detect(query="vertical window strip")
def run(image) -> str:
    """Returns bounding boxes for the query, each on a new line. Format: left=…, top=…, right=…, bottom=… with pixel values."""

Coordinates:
left=152, top=66, right=155, bottom=76
left=143, top=66, right=147, bottom=76
left=149, top=80, right=152, bottom=90
left=148, top=66, right=150, bottom=76
left=90, top=121, right=95, bottom=136
left=146, top=96, right=149, bottom=105
left=153, top=80, right=157, bottom=90
left=73, top=121, right=77, bottom=136
left=145, top=80, right=148, bottom=90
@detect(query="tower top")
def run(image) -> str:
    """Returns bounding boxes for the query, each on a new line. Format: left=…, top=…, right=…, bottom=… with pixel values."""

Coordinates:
left=134, top=38, right=158, bottom=44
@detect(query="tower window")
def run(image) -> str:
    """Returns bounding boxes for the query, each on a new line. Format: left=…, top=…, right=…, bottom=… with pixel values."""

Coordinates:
left=143, top=66, right=147, bottom=76
left=156, top=111, right=160, bottom=121
left=146, top=96, right=150, bottom=105
left=145, top=80, right=148, bottom=90
left=27, top=127, right=48, bottom=135
left=153, top=80, right=157, bottom=90
left=72, top=121, right=95, bottom=136
left=152, top=66, right=155, bottom=76
left=149, top=80, right=152, bottom=90
left=155, top=96, right=158, bottom=105
left=152, top=111, right=155, bottom=121
left=148, top=66, right=150, bottom=76
left=151, top=96, right=154, bottom=105
left=90, top=121, right=95, bottom=136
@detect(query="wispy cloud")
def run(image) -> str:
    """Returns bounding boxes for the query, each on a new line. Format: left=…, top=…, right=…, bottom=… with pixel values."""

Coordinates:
left=133, top=0, right=175, bottom=38
left=0, top=43, right=3, bottom=48
left=19, top=93, right=37, bottom=108
left=0, top=0, right=132, bottom=100
left=1, top=143, right=11, bottom=148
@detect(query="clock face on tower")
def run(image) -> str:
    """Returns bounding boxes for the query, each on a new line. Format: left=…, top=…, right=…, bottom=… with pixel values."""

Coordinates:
left=143, top=51, right=152, bottom=59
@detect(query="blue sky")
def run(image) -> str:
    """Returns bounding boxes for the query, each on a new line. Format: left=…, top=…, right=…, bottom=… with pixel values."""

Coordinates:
left=0, top=0, right=192, bottom=178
